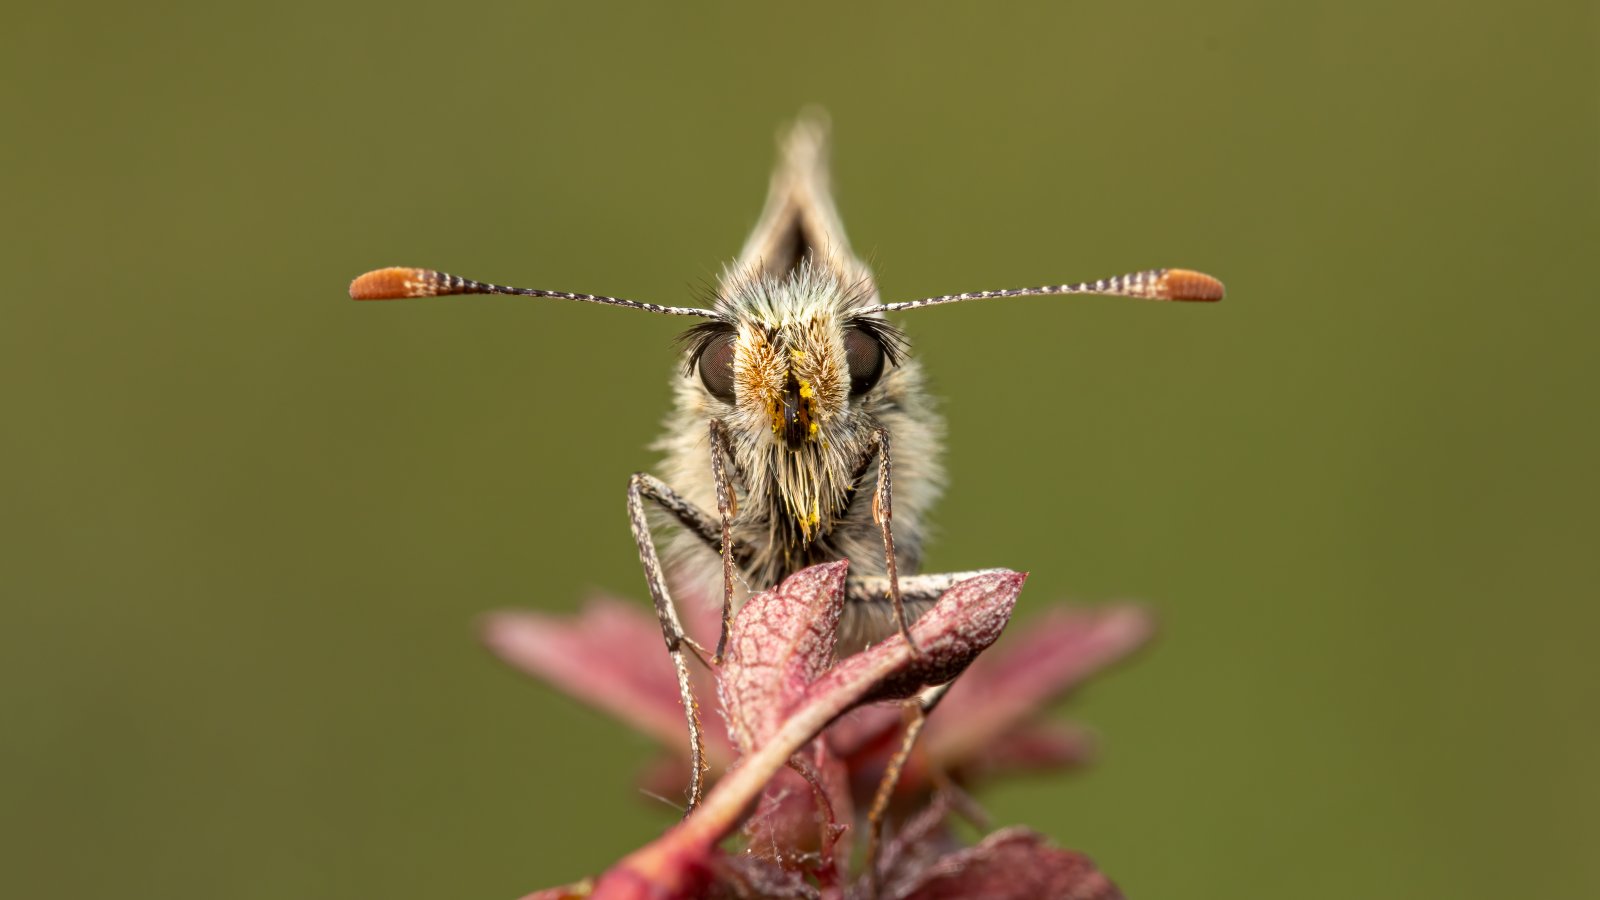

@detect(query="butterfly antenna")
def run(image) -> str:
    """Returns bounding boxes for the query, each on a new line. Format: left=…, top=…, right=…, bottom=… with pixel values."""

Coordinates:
left=879, top=268, right=1224, bottom=312
left=350, top=267, right=719, bottom=318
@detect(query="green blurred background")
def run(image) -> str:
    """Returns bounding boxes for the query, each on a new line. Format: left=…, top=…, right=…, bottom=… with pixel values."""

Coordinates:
left=4, top=2, right=1596, bottom=897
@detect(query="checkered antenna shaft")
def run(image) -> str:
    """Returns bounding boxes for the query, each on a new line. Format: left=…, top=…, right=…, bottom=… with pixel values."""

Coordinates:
left=349, top=266, right=718, bottom=318
left=878, top=268, right=1224, bottom=312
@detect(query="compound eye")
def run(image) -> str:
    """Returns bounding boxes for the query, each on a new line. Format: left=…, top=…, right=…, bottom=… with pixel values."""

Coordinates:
left=697, top=332, right=737, bottom=401
left=844, top=326, right=886, bottom=396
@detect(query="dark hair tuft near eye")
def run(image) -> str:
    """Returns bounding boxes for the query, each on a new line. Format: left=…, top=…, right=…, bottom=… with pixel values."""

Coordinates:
left=845, top=316, right=907, bottom=367
left=843, top=316, right=905, bottom=396
left=679, top=322, right=734, bottom=375
left=679, top=322, right=738, bottom=401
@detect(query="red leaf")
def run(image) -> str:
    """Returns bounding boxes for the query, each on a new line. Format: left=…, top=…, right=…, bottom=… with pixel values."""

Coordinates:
left=719, top=560, right=849, bottom=753
left=597, top=566, right=1024, bottom=900
left=481, top=597, right=735, bottom=764
left=889, top=827, right=1123, bottom=900
left=953, top=720, right=1097, bottom=781
left=811, top=571, right=1026, bottom=707
left=927, top=604, right=1151, bottom=768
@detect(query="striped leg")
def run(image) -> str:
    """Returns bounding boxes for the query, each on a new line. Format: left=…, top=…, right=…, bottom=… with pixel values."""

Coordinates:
left=626, top=472, right=727, bottom=812
left=708, top=420, right=740, bottom=664
left=846, top=569, right=1013, bottom=606
left=863, top=701, right=929, bottom=894
left=868, top=426, right=914, bottom=652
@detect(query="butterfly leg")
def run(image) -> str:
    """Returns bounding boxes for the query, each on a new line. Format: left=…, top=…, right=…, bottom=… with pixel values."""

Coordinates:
left=626, top=471, right=736, bottom=813
left=846, top=569, right=1013, bottom=606
left=866, top=426, right=918, bottom=653
left=850, top=567, right=1009, bottom=870
left=862, top=700, right=929, bottom=891
left=836, top=569, right=1009, bottom=655
left=707, top=420, right=740, bottom=664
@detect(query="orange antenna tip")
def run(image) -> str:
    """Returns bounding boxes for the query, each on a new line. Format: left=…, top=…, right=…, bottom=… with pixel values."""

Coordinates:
left=1156, top=269, right=1225, bottom=302
left=349, top=267, right=442, bottom=300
